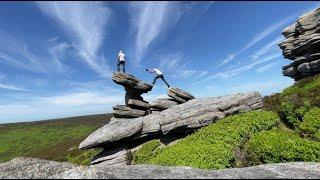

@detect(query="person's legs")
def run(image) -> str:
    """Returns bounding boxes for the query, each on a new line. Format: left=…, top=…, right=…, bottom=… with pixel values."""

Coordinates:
left=152, top=75, right=160, bottom=85
left=160, top=75, right=170, bottom=88
left=122, top=61, right=125, bottom=73
left=117, top=61, right=120, bottom=72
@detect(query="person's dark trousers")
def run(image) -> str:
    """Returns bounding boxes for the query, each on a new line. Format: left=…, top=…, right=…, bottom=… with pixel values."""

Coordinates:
left=152, top=74, right=170, bottom=88
left=117, top=61, right=125, bottom=73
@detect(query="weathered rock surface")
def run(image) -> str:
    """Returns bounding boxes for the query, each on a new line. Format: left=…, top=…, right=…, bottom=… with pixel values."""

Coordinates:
left=168, top=87, right=195, bottom=103
left=79, top=117, right=143, bottom=149
left=80, top=92, right=263, bottom=151
left=279, top=7, right=320, bottom=80
left=1, top=158, right=320, bottom=179
left=91, top=147, right=129, bottom=165
left=150, top=98, right=179, bottom=110
left=112, top=72, right=152, bottom=118
left=113, top=105, right=146, bottom=118
left=127, top=99, right=151, bottom=110
left=112, top=72, right=153, bottom=94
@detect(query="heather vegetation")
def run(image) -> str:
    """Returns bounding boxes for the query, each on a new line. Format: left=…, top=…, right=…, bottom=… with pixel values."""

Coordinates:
left=0, top=114, right=111, bottom=165
left=133, top=76, right=320, bottom=169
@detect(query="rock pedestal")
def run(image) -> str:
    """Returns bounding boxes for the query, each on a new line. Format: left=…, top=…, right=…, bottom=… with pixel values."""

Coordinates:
left=279, top=7, right=320, bottom=80
left=111, top=72, right=195, bottom=117
left=112, top=72, right=153, bottom=118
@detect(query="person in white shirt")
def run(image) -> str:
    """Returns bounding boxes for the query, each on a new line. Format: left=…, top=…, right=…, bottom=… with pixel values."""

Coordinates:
left=117, top=50, right=126, bottom=73
left=146, top=68, right=170, bottom=88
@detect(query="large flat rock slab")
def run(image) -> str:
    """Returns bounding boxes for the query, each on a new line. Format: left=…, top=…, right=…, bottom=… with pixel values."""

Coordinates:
left=79, top=117, right=143, bottom=149
left=168, top=87, right=195, bottom=103
left=150, top=98, right=179, bottom=110
left=113, top=105, right=146, bottom=118
left=112, top=72, right=153, bottom=94
left=1, top=158, right=320, bottom=179
left=79, top=92, right=263, bottom=149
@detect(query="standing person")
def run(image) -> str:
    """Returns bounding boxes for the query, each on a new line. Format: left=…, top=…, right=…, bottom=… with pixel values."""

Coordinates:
left=146, top=68, right=170, bottom=88
left=117, top=50, right=126, bottom=73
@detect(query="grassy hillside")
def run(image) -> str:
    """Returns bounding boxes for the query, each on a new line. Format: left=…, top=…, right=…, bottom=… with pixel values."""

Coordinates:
left=133, top=75, right=320, bottom=169
left=0, top=114, right=112, bottom=165
left=133, top=111, right=280, bottom=169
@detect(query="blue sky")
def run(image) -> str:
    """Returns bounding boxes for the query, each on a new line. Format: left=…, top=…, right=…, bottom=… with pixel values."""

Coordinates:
left=0, top=1, right=319, bottom=124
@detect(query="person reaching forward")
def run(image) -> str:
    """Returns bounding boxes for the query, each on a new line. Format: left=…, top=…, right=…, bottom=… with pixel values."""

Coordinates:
left=146, top=68, right=170, bottom=88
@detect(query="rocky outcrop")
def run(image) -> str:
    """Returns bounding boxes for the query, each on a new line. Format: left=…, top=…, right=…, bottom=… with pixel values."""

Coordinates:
left=113, top=105, right=146, bottom=118
left=150, top=98, right=179, bottom=110
left=111, top=72, right=195, bottom=118
left=112, top=72, right=152, bottom=118
left=168, top=87, right=195, bottom=103
left=279, top=7, right=320, bottom=80
left=1, top=158, right=320, bottom=179
left=112, top=72, right=153, bottom=94
left=81, top=72, right=196, bottom=165
left=79, top=92, right=263, bottom=165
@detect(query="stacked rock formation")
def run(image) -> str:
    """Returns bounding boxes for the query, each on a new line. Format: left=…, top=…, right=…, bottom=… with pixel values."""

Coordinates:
left=112, top=72, right=195, bottom=117
left=112, top=72, right=153, bottom=118
left=279, top=7, right=320, bottom=80
left=79, top=91, right=263, bottom=166
left=149, top=88, right=195, bottom=113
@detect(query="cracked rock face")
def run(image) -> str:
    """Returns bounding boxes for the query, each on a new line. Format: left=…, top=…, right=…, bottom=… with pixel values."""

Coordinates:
left=112, top=72, right=152, bottom=118
left=168, top=87, right=195, bottom=103
left=1, top=158, right=320, bottom=179
left=112, top=72, right=153, bottom=94
left=150, top=98, right=179, bottom=110
left=279, top=7, right=320, bottom=80
left=79, top=92, right=263, bottom=152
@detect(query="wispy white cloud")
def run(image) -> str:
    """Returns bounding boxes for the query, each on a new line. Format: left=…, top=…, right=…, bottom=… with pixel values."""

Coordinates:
left=129, top=2, right=183, bottom=65
left=251, top=36, right=283, bottom=60
left=256, top=61, right=280, bottom=73
left=0, top=51, right=45, bottom=73
left=204, top=53, right=281, bottom=81
left=0, top=91, right=123, bottom=123
left=217, top=9, right=306, bottom=67
left=36, top=2, right=112, bottom=77
left=48, top=36, right=59, bottom=42
left=49, top=42, right=71, bottom=73
left=0, top=29, right=47, bottom=74
left=40, top=92, right=122, bottom=106
left=0, top=82, right=30, bottom=92
left=202, top=79, right=293, bottom=97
left=158, top=52, right=207, bottom=79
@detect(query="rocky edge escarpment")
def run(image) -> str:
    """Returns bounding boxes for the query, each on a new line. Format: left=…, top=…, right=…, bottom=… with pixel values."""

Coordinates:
left=279, top=7, right=320, bottom=80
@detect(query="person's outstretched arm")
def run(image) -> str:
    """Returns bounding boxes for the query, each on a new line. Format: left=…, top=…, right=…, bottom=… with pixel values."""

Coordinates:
left=146, top=68, right=155, bottom=74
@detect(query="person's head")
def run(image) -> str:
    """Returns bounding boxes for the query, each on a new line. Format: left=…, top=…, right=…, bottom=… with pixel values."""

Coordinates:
left=119, top=50, right=123, bottom=53
left=145, top=68, right=149, bottom=72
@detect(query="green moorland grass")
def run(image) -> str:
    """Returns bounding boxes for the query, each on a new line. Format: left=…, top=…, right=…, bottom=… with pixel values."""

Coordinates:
left=263, top=75, right=320, bottom=127
left=0, top=114, right=112, bottom=165
left=298, top=107, right=320, bottom=141
left=245, top=129, right=320, bottom=165
left=133, top=140, right=162, bottom=164
left=133, top=111, right=279, bottom=169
